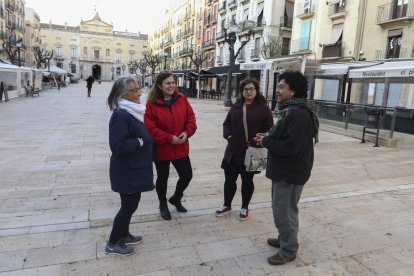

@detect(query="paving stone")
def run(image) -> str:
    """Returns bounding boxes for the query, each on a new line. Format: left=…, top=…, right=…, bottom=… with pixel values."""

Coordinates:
left=195, top=237, right=262, bottom=263
left=23, top=242, right=97, bottom=268
left=170, top=258, right=243, bottom=276
left=0, top=265, right=62, bottom=276
left=0, top=250, right=27, bottom=273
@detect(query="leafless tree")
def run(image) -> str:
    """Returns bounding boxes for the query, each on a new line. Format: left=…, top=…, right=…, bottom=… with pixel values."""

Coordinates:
left=261, top=35, right=283, bottom=59
left=143, top=49, right=162, bottom=81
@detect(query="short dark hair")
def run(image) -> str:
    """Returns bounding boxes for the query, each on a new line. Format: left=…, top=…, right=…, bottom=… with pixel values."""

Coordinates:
left=236, top=78, right=266, bottom=103
left=278, top=71, right=308, bottom=99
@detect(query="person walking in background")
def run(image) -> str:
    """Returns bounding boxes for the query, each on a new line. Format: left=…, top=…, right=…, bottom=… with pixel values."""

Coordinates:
left=0, top=81, right=4, bottom=102
left=254, top=71, right=319, bottom=265
left=86, top=75, right=95, bottom=97
left=105, top=76, right=154, bottom=256
left=144, top=71, right=197, bottom=221
left=216, top=78, right=273, bottom=220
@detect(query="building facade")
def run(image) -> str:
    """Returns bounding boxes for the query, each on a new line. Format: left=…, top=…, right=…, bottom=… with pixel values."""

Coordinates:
left=40, top=13, right=148, bottom=81
left=24, top=7, right=40, bottom=68
left=1, top=0, right=26, bottom=65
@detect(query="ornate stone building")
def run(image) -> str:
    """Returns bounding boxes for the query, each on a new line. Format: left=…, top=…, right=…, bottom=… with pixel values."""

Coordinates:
left=40, top=13, right=148, bottom=81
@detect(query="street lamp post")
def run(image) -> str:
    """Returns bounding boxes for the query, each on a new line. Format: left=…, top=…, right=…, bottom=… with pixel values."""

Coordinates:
left=224, top=20, right=238, bottom=107
left=121, top=64, right=126, bottom=75
left=79, top=64, right=84, bottom=79
left=16, top=40, right=22, bottom=67
left=111, top=66, right=114, bottom=81
left=163, top=52, right=168, bottom=70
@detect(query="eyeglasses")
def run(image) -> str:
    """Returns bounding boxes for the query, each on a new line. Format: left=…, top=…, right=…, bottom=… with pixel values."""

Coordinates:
left=243, top=87, right=256, bottom=92
left=128, top=88, right=140, bottom=93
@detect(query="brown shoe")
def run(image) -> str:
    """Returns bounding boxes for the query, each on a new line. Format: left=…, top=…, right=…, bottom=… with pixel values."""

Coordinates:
left=267, top=254, right=296, bottom=265
left=267, top=238, right=280, bottom=248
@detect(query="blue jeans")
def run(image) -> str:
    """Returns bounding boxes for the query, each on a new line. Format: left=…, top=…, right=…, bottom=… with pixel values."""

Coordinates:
left=271, top=180, right=304, bottom=258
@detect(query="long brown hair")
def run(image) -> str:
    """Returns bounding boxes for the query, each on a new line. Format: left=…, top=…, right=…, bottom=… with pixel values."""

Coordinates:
left=147, top=71, right=177, bottom=103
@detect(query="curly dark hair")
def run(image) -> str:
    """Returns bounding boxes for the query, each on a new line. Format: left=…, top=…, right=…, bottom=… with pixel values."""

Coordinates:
left=236, top=78, right=267, bottom=103
left=278, top=71, right=309, bottom=99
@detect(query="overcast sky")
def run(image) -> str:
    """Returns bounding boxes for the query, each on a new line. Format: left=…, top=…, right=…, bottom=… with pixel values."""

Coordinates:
left=25, top=0, right=179, bottom=34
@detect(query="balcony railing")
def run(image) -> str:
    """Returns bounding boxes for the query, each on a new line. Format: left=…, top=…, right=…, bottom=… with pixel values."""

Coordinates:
left=202, top=39, right=216, bottom=49
left=250, top=48, right=261, bottom=60
left=228, top=0, right=237, bottom=9
left=375, top=47, right=409, bottom=59
left=290, top=37, right=314, bottom=53
left=237, top=51, right=245, bottom=62
left=280, top=16, right=293, bottom=28
left=328, top=1, right=347, bottom=17
left=322, top=43, right=342, bottom=58
left=179, top=48, right=193, bottom=57
left=216, top=31, right=225, bottom=42
left=376, top=0, right=414, bottom=24
left=296, top=1, right=315, bottom=18
left=219, top=1, right=226, bottom=13
left=217, top=55, right=223, bottom=65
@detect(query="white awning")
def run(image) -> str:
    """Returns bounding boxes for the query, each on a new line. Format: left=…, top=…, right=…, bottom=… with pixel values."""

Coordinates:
left=349, top=60, right=414, bottom=78
left=255, top=3, right=264, bottom=19
left=308, top=61, right=381, bottom=76
left=327, top=23, right=343, bottom=45
left=44, top=66, right=67, bottom=74
left=242, top=9, right=249, bottom=21
left=240, top=57, right=320, bottom=74
left=327, top=0, right=341, bottom=4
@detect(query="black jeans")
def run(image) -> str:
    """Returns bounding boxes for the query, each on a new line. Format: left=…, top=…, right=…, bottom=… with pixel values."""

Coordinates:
left=154, top=156, right=192, bottom=202
left=109, top=192, right=141, bottom=244
left=223, top=167, right=255, bottom=209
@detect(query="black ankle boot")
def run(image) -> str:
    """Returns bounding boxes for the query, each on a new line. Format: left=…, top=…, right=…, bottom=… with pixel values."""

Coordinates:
left=159, top=201, right=171, bottom=220
left=168, top=197, right=188, bottom=213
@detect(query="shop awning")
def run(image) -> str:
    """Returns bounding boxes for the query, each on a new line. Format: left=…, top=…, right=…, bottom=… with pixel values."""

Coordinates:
left=255, top=3, right=264, bottom=19
left=308, top=61, right=380, bottom=76
left=349, top=60, right=414, bottom=78
left=326, top=23, right=343, bottom=45
left=202, top=64, right=244, bottom=76
left=240, top=56, right=320, bottom=74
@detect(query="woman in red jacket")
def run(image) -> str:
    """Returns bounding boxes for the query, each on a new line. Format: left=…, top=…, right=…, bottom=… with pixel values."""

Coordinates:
left=144, top=71, right=197, bottom=220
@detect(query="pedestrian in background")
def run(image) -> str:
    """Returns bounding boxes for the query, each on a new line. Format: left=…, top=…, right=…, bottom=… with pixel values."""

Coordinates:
left=105, top=76, right=154, bottom=256
left=0, top=81, right=4, bottom=102
left=144, top=71, right=197, bottom=221
left=86, top=75, right=95, bottom=97
left=254, top=71, right=319, bottom=265
left=216, top=78, right=273, bottom=220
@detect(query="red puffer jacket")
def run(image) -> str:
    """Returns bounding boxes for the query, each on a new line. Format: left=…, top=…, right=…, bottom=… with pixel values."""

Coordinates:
left=144, top=92, right=197, bottom=161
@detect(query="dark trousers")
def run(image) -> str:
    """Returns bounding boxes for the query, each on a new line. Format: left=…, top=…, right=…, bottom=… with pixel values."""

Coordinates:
left=154, top=156, right=192, bottom=202
left=109, top=192, right=141, bottom=244
left=223, top=167, right=255, bottom=209
left=87, top=85, right=92, bottom=96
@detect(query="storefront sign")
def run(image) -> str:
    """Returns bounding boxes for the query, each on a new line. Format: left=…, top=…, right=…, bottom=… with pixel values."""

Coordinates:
left=240, top=62, right=272, bottom=71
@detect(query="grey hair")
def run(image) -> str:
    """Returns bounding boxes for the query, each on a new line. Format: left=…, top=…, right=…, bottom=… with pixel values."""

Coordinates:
left=107, top=76, right=138, bottom=111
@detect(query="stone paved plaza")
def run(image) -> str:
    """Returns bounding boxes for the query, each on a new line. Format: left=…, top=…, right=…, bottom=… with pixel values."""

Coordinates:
left=0, top=82, right=413, bottom=275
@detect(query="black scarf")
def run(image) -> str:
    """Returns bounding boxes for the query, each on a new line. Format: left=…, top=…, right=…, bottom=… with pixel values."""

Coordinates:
left=272, top=98, right=319, bottom=144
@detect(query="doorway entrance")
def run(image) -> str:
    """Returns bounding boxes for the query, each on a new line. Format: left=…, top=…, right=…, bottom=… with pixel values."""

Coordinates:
left=92, top=64, right=101, bottom=80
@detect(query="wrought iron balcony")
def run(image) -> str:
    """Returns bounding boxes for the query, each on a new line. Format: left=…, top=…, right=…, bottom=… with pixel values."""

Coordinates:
left=179, top=48, right=193, bottom=57
left=216, top=55, right=223, bottom=65
left=322, top=43, right=342, bottom=59
left=280, top=16, right=293, bottom=28
left=290, top=37, right=314, bottom=53
left=375, top=47, right=409, bottom=59
left=202, top=39, right=216, bottom=49
left=296, top=0, right=315, bottom=19
left=376, top=0, right=414, bottom=25
left=250, top=48, right=261, bottom=61
left=228, top=0, right=237, bottom=10
left=237, top=51, right=245, bottom=62
left=216, top=31, right=225, bottom=42
left=219, top=1, right=227, bottom=14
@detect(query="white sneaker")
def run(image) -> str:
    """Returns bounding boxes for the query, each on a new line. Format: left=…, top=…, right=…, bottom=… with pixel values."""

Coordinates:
left=215, top=205, right=232, bottom=217
left=239, top=208, right=249, bottom=221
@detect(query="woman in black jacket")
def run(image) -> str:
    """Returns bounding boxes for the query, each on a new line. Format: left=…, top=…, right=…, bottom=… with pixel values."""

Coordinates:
left=216, top=78, right=273, bottom=220
left=105, top=76, right=154, bottom=256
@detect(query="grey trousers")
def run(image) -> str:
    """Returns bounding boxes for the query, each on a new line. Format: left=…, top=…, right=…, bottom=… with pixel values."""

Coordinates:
left=271, top=180, right=304, bottom=258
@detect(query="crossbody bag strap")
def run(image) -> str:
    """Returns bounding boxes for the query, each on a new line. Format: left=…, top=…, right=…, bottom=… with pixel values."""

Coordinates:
left=242, top=103, right=248, bottom=143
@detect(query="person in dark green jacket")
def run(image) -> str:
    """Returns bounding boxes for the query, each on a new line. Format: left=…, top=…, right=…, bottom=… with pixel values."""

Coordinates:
left=254, top=71, right=319, bottom=265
